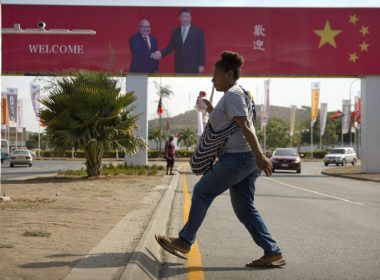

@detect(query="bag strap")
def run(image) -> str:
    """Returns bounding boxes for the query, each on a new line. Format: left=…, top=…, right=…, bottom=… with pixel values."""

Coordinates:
left=239, top=86, right=256, bottom=123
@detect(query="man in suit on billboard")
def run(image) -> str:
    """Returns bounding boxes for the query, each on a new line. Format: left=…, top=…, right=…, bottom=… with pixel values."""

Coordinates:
left=152, top=8, right=205, bottom=74
left=129, top=19, right=159, bottom=73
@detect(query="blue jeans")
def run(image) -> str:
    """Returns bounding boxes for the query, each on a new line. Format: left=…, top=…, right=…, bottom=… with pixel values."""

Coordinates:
left=179, top=152, right=282, bottom=256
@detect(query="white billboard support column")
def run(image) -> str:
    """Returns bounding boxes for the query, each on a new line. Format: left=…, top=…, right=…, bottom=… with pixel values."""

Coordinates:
left=125, top=74, right=148, bottom=166
left=0, top=2, right=10, bottom=201
left=361, top=76, right=380, bottom=173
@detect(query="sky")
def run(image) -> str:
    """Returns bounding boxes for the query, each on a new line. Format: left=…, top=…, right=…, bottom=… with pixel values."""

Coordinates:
left=1, top=0, right=377, bottom=132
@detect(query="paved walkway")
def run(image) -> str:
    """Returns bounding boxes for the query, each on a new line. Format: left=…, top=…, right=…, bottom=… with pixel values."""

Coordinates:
left=3, top=160, right=377, bottom=280
left=321, top=165, right=380, bottom=183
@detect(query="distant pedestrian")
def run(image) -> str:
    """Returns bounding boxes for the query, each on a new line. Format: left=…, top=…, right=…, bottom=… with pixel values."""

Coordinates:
left=156, top=51, right=285, bottom=268
left=165, top=135, right=175, bottom=175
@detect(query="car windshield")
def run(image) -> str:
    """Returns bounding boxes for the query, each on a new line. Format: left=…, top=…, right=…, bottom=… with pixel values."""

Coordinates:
left=13, top=150, right=29, bottom=155
left=273, top=149, right=298, bottom=156
left=329, top=149, right=345, bottom=154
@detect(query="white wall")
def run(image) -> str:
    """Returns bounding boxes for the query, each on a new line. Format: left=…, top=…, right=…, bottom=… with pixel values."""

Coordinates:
left=361, top=76, right=380, bottom=173
left=124, top=74, right=148, bottom=165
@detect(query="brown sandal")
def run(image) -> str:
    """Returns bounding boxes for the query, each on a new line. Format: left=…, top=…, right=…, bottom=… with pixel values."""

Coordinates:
left=154, top=234, right=189, bottom=260
left=246, top=254, right=286, bottom=268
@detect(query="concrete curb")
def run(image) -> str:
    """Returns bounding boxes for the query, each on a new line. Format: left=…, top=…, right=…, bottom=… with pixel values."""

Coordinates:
left=321, top=171, right=380, bottom=183
left=119, top=171, right=180, bottom=280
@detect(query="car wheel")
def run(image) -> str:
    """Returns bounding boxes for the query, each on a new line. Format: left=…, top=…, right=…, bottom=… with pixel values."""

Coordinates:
left=10, top=163, right=14, bottom=168
left=336, top=163, right=339, bottom=166
left=272, top=168, right=275, bottom=173
left=29, top=163, right=32, bottom=167
left=352, top=159, right=356, bottom=166
left=324, top=163, right=328, bottom=166
left=1, top=159, right=3, bottom=163
left=297, top=169, right=301, bottom=174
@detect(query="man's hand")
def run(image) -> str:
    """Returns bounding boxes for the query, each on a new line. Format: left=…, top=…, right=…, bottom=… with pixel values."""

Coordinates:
left=151, top=51, right=162, bottom=60
left=255, top=153, right=273, bottom=176
left=198, top=65, right=205, bottom=73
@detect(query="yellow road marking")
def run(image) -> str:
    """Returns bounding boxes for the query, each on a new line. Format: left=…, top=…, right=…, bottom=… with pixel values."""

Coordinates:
left=182, top=175, right=204, bottom=280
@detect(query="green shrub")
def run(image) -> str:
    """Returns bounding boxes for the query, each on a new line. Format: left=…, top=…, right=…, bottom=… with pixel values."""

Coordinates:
left=300, top=150, right=328, bottom=159
left=148, top=150, right=163, bottom=158
left=176, top=150, right=193, bottom=158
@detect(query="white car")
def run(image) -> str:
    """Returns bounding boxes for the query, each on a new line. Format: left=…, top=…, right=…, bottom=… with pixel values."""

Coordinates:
left=324, top=147, right=357, bottom=166
left=9, top=149, right=33, bottom=167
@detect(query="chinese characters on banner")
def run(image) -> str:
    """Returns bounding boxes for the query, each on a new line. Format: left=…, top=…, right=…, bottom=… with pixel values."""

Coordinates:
left=2, top=6, right=380, bottom=75
left=310, top=82, right=320, bottom=126
left=253, top=24, right=266, bottom=51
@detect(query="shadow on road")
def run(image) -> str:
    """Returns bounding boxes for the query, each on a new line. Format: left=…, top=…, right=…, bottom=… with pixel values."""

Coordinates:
left=163, top=262, right=281, bottom=278
left=19, top=252, right=131, bottom=269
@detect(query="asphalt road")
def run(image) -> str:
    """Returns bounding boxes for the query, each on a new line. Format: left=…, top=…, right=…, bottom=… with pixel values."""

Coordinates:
left=1, top=159, right=86, bottom=181
left=162, top=162, right=380, bottom=280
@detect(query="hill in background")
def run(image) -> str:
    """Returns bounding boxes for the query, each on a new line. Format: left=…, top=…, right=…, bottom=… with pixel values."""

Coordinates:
left=149, top=105, right=312, bottom=132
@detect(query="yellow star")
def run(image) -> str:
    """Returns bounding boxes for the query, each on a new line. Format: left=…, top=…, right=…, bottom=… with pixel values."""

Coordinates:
left=349, top=52, right=359, bottom=63
left=314, top=20, right=342, bottom=48
left=348, top=14, right=359, bottom=25
left=360, top=25, right=369, bottom=36
left=359, top=41, right=369, bottom=51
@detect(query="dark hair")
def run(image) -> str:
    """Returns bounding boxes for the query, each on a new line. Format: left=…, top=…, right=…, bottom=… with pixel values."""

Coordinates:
left=214, top=51, right=244, bottom=79
left=179, top=8, right=192, bottom=15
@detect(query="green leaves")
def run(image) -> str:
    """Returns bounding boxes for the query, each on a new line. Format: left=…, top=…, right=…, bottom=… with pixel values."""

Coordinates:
left=177, top=128, right=197, bottom=150
left=39, top=71, right=146, bottom=177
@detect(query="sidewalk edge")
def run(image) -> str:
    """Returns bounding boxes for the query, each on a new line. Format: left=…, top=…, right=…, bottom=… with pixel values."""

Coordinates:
left=119, top=171, right=180, bottom=280
left=321, top=171, right=380, bottom=183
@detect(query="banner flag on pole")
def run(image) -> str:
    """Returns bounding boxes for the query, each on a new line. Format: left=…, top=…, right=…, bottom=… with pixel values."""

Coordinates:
left=17, top=99, right=23, bottom=133
left=320, top=102, right=328, bottom=136
left=30, top=83, right=40, bottom=121
left=331, top=109, right=343, bottom=119
left=342, top=99, right=351, bottom=134
left=1, top=93, right=8, bottom=129
left=262, top=79, right=270, bottom=127
left=156, top=96, right=163, bottom=115
left=310, top=82, right=320, bottom=126
left=289, top=105, right=296, bottom=137
left=6, top=88, right=18, bottom=127
left=352, top=95, right=361, bottom=125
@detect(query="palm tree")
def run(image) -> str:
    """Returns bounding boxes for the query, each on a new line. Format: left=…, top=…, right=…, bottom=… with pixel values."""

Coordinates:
left=149, top=128, right=165, bottom=150
left=26, top=132, right=51, bottom=150
left=154, top=80, right=173, bottom=99
left=154, top=80, right=173, bottom=151
left=39, top=71, right=146, bottom=177
left=177, top=128, right=196, bottom=150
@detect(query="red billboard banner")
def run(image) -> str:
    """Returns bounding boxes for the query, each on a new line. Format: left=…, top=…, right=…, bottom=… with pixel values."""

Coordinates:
left=2, top=5, right=380, bottom=76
